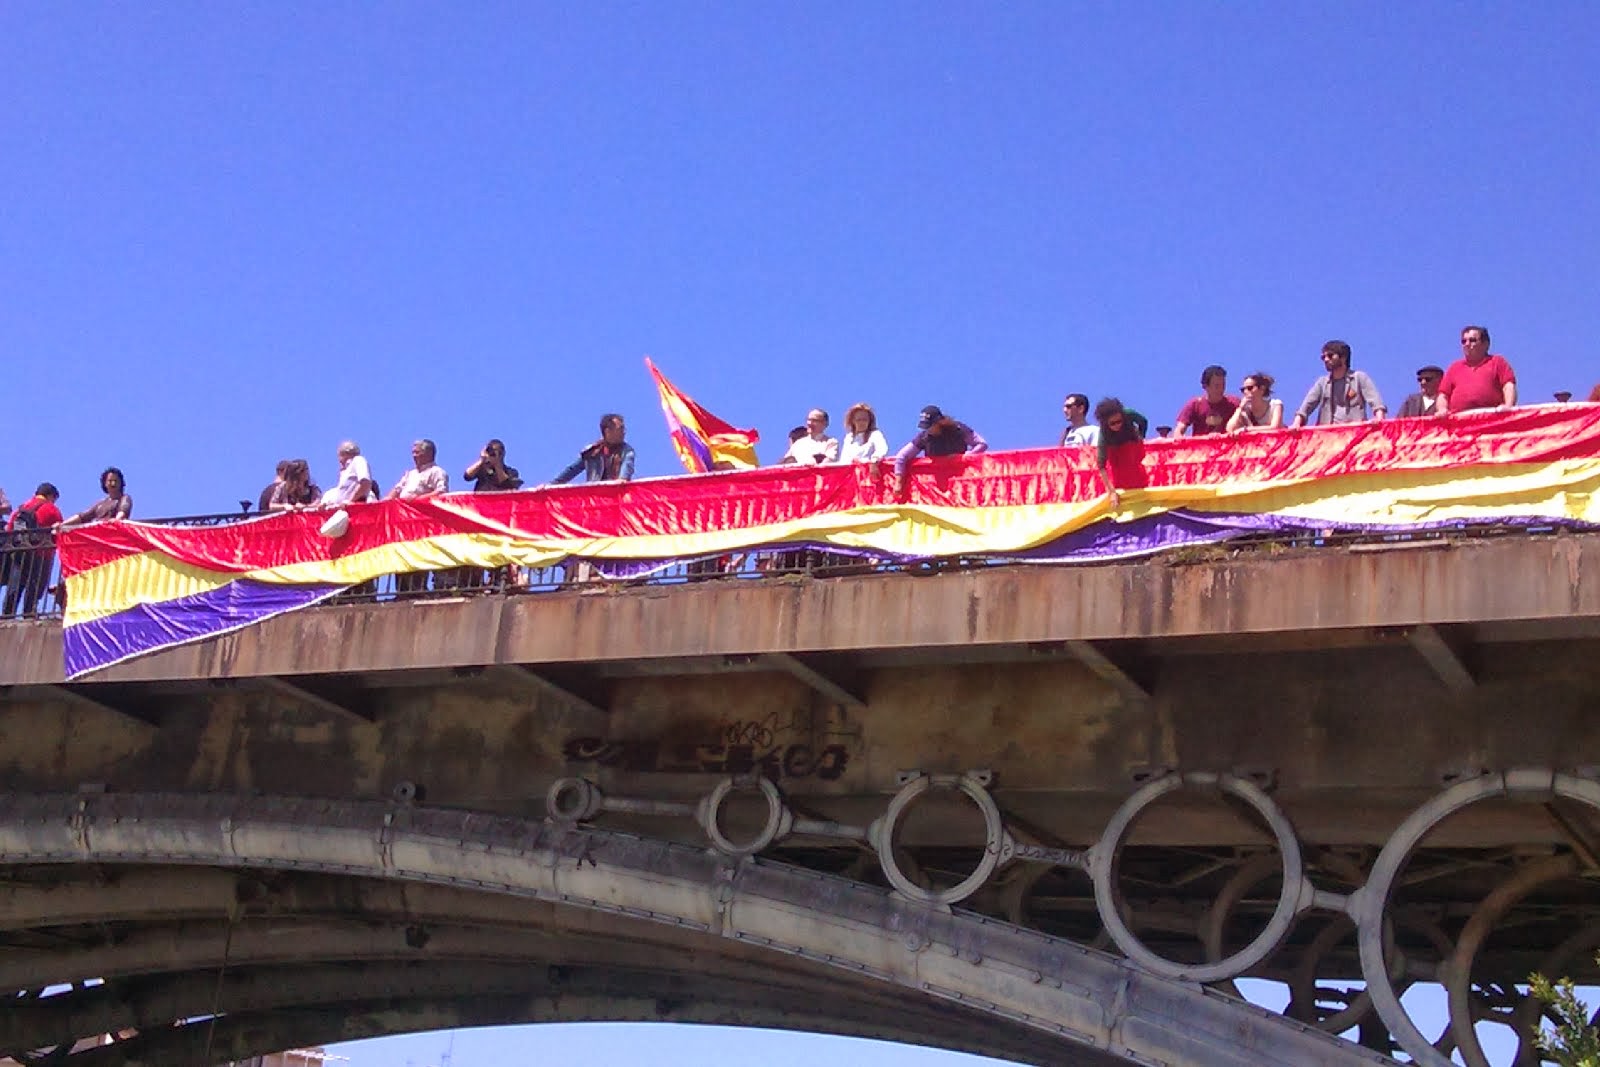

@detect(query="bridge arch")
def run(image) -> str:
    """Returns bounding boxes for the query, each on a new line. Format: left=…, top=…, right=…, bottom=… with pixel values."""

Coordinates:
left=0, top=792, right=1381, bottom=1066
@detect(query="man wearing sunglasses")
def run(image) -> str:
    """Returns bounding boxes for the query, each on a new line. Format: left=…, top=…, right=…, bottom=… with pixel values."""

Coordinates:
left=1398, top=366, right=1446, bottom=418
left=1438, top=325, right=1517, bottom=414
left=1292, top=341, right=1386, bottom=427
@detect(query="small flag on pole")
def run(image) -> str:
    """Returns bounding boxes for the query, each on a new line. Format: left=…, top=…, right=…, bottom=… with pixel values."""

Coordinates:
left=645, top=357, right=760, bottom=472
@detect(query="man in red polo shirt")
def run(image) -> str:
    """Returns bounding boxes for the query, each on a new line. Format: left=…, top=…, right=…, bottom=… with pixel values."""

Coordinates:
left=1439, top=325, right=1517, bottom=414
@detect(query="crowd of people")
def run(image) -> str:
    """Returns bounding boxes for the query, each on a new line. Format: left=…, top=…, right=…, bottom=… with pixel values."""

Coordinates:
left=1065, top=327, right=1529, bottom=499
left=0, top=325, right=1583, bottom=615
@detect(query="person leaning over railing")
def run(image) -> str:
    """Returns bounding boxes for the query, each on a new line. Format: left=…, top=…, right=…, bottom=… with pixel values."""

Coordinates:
left=267, top=459, right=321, bottom=511
left=5, top=483, right=64, bottom=617
left=1094, top=398, right=1149, bottom=507
left=893, top=405, right=987, bottom=495
left=57, top=467, right=133, bottom=528
left=318, top=442, right=377, bottom=600
left=1226, top=372, right=1284, bottom=432
left=320, top=441, right=375, bottom=506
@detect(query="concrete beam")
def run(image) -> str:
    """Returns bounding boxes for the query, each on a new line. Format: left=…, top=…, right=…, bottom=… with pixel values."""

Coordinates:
left=761, top=653, right=867, bottom=710
left=1064, top=640, right=1149, bottom=703
left=2, top=684, right=156, bottom=727
left=486, top=664, right=608, bottom=716
left=247, top=677, right=373, bottom=724
left=1405, top=625, right=1476, bottom=693
left=1545, top=800, right=1600, bottom=873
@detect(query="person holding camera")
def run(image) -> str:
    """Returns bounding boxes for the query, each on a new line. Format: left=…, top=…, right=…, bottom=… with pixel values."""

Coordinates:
left=465, top=439, right=523, bottom=492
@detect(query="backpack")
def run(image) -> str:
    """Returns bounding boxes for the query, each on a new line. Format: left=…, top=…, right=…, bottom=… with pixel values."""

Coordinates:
left=11, top=504, right=39, bottom=531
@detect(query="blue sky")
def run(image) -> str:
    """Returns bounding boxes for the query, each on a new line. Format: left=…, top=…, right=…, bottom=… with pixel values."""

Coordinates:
left=5, top=3, right=1599, bottom=520
left=3, top=2, right=1595, bottom=1062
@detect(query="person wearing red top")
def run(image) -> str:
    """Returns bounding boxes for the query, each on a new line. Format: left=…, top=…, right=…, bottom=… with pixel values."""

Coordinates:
left=1439, top=325, right=1517, bottom=414
left=1174, top=365, right=1240, bottom=436
left=3, top=482, right=64, bottom=616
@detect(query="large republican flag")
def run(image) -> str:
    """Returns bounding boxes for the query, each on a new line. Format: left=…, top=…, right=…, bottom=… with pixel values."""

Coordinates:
left=52, top=406, right=1600, bottom=678
left=646, top=357, right=760, bottom=472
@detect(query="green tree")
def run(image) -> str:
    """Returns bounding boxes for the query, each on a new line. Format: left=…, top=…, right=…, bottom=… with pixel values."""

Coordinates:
left=1530, top=959, right=1600, bottom=1067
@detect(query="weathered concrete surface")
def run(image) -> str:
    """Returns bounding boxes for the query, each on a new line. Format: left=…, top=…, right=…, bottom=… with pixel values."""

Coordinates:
left=4, top=534, right=1599, bottom=686
left=2, top=640, right=1596, bottom=846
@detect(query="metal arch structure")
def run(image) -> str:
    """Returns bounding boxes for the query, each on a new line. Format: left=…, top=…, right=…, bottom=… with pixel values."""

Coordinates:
left=0, top=792, right=1386, bottom=1067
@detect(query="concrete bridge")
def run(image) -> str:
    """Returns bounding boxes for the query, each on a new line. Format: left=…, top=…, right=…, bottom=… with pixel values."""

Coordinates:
left=3, top=530, right=1600, bottom=1065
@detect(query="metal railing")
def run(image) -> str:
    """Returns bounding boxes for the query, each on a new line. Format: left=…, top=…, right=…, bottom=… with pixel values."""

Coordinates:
left=0, top=509, right=1576, bottom=622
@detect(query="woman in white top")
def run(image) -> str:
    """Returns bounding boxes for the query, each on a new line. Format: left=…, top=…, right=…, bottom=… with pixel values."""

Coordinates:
left=1226, top=372, right=1285, bottom=432
left=836, top=402, right=889, bottom=463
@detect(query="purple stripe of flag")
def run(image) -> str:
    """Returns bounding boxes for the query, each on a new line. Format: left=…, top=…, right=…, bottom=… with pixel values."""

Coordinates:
left=65, top=579, right=347, bottom=679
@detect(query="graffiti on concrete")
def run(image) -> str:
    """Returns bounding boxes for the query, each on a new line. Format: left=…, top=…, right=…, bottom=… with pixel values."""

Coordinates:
left=563, top=707, right=859, bottom=781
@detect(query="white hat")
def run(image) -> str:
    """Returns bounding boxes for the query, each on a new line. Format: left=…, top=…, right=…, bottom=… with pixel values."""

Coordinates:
left=318, top=509, right=351, bottom=539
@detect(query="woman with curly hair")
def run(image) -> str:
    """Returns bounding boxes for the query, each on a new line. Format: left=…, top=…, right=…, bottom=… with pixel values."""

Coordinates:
left=1094, top=399, right=1149, bottom=505
left=59, top=467, right=133, bottom=527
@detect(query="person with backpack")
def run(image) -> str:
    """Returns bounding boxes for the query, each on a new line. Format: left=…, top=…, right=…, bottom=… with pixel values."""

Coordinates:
left=4, top=483, right=63, bottom=616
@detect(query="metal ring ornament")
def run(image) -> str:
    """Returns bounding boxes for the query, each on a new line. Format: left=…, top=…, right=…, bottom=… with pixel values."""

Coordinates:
left=546, top=777, right=603, bottom=823
left=1199, top=850, right=1282, bottom=998
left=697, top=776, right=793, bottom=857
left=1088, top=771, right=1311, bottom=983
left=1443, top=852, right=1579, bottom=1067
left=872, top=772, right=1012, bottom=905
left=1351, top=769, right=1600, bottom=1067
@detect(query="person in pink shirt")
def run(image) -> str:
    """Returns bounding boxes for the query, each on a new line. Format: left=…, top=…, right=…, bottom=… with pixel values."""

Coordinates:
left=1438, top=325, right=1517, bottom=414
left=1174, top=365, right=1239, bottom=436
